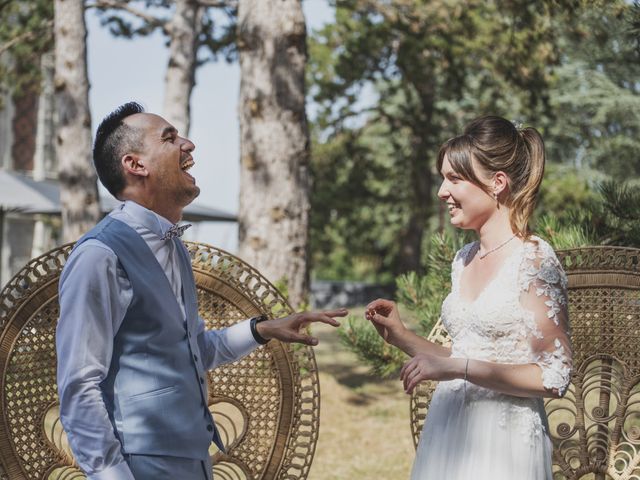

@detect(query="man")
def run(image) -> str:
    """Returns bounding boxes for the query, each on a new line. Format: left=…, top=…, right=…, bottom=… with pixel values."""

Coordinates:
left=56, top=102, right=346, bottom=480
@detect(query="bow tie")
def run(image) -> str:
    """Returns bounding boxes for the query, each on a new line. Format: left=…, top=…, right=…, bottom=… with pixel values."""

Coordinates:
left=161, top=223, right=192, bottom=241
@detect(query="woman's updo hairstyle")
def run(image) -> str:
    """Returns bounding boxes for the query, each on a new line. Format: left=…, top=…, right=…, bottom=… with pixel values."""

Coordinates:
left=436, top=115, right=545, bottom=238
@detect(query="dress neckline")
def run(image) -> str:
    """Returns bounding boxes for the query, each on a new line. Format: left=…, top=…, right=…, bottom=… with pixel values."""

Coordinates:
left=455, top=240, right=525, bottom=305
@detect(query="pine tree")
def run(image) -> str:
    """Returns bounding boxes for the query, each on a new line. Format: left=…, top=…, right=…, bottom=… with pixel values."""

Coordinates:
left=308, top=0, right=575, bottom=280
left=339, top=231, right=468, bottom=377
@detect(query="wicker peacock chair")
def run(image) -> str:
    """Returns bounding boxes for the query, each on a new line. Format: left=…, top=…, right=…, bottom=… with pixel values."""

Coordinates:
left=0, top=242, right=320, bottom=480
left=410, top=245, right=640, bottom=480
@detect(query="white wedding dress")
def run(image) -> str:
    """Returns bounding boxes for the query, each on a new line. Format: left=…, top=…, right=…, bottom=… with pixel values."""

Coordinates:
left=411, top=236, right=572, bottom=480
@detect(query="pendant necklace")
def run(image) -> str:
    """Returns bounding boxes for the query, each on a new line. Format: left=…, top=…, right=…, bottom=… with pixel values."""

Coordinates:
left=478, top=234, right=517, bottom=260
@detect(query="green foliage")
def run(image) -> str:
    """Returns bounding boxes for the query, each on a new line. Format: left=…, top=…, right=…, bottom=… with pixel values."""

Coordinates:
left=397, top=231, right=468, bottom=334
left=534, top=180, right=640, bottom=249
left=310, top=127, right=410, bottom=283
left=309, top=0, right=576, bottom=279
left=338, top=315, right=407, bottom=377
left=93, top=1, right=238, bottom=64
left=339, top=230, right=466, bottom=376
left=535, top=163, right=601, bottom=224
left=536, top=213, right=597, bottom=249
left=94, top=0, right=171, bottom=37
left=597, top=181, right=640, bottom=247
left=0, top=0, right=53, bottom=99
left=543, top=1, right=640, bottom=179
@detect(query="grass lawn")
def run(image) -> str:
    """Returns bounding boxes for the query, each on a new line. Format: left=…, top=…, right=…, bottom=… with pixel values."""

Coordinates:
left=307, top=308, right=415, bottom=479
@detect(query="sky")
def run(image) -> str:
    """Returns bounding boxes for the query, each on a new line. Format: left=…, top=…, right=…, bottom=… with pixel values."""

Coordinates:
left=86, top=1, right=335, bottom=252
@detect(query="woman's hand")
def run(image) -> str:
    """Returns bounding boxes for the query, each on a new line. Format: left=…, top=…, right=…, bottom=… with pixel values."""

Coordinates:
left=400, top=353, right=464, bottom=394
left=365, top=299, right=408, bottom=346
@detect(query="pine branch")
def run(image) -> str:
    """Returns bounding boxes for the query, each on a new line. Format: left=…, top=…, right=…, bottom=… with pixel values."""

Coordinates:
left=87, top=0, right=169, bottom=35
left=196, top=0, right=237, bottom=7
left=599, top=181, right=640, bottom=221
left=0, top=19, right=53, bottom=56
left=338, top=316, right=407, bottom=377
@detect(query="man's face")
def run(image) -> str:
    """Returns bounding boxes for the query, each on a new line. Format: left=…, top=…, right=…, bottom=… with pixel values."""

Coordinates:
left=124, top=113, right=200, bottom=207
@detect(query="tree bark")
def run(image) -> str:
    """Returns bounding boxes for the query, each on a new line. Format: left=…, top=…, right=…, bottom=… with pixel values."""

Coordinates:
left=396, top=154, right=431, bottom=274
left=54, top=0, right=100, bottom=243
left=237, top=0, right=310, bottom=308
left=162, top=0, right=201, bottom=136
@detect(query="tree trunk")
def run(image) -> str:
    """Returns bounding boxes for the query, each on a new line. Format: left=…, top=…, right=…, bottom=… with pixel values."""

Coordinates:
left=237, top=0, right=310, bottom=308
left=162, top=0, right=201, bottom=136
left=395, top=54, right=437, bottom=274
left=54, top=0, right=100, bottom=243
left=396, top=149, right=432, bottom=274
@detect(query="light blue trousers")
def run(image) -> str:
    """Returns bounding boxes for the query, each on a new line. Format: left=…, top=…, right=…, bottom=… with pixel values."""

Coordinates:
left=126, top=454, right=212, bottom=480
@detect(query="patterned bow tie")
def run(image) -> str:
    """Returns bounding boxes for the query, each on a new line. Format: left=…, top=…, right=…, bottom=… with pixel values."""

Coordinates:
left=161, top=223, right=192, bottom=241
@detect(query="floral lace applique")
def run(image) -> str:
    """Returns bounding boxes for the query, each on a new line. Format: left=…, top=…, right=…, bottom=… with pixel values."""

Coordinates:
left=518, top=238, right=572, bottom=395
left=498, top=400, right=545, bottom=443
left=518, top=241, right=568, bottom=327
left=535, top=339, right=572, bottom=395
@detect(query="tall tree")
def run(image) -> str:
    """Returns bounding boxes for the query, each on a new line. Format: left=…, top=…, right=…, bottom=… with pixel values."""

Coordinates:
left=54, top=0, right=101, bottom=242
left=91, top=0, right=237, bottom=135
left=542, top=0, right=640, bottom=179
left=308, top=0, right=573, bottom=279
left=162, top=0, right=202, bottom=135
left=237, top=0, right=310, bottom=307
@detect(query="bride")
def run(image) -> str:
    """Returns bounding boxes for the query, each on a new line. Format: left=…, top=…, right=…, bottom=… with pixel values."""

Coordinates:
left=366, top=115, right=572, bottom=480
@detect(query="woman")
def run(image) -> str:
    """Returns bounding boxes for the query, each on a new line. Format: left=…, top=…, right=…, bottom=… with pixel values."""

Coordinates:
left=366, top=116, right=572, bottom=480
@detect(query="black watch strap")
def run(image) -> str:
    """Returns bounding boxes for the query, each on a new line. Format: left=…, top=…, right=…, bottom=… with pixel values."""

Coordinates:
left=250, top=315, right=270, bottom=345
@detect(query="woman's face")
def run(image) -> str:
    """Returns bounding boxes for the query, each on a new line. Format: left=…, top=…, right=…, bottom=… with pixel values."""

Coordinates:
left=437, top=154, right=496, bottom=231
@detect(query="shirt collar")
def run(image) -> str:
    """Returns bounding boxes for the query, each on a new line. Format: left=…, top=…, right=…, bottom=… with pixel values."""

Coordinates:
left=119, top=200, right=175, bottom=238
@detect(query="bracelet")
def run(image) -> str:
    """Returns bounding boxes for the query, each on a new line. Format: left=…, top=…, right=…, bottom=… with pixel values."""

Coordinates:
left=250, top=315, right=270, bottom=345
left=463, top=358, right=469, bottom=398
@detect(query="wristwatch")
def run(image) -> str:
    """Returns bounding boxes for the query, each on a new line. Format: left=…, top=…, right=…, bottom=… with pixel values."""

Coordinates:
left=250, top=314, right=270, bottom=344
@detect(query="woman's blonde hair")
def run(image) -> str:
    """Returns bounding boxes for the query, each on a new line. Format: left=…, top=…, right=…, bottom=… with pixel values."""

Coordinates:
left=436, top=115, right=545, bottom=237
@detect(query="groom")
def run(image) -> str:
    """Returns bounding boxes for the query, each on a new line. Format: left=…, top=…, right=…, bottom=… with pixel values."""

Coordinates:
left=56, top=102, right=346, bottom=480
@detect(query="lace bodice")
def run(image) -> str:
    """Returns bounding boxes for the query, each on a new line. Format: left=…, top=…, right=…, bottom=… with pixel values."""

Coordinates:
left=441, top=236, right=572, bottom=396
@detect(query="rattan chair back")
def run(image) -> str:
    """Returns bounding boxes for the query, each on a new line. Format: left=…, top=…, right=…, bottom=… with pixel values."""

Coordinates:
left=0, top=242, right=320, bottom=480
left=409, top=246, right=640, bottom=480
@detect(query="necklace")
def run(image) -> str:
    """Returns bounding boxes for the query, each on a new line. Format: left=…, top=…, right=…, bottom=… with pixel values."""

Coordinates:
left=478, top=234, right=517, bottom=259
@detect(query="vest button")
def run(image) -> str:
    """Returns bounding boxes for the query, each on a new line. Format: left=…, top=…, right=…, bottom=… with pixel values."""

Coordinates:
left=188, top=331, right=192, bottom=338
left=193, top=354, right=198, bottom=362
left=207, top=425, right=213, bottom=432
left=199, top=377, right=204, bottom=384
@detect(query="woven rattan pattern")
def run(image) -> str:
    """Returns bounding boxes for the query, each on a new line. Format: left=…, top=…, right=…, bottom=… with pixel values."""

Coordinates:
left=0, top=241, right=320, bottom=480
left=409, top=246, right=640, bottom=480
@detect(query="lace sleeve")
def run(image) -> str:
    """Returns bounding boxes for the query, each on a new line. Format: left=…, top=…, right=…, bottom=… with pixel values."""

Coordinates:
left=519, top=240, right=573, bottom=397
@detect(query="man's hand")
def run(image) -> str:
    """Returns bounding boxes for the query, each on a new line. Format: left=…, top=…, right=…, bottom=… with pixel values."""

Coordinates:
left=256, top=309, right=348, bottom=346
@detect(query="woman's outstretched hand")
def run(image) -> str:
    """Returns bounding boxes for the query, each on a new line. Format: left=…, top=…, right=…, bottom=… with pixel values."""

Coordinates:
left=365, top=298, right=408, bottom=346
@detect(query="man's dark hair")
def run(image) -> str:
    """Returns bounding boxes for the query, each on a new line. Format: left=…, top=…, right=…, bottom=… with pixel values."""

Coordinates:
left=93, top=102, right=145, bottom=197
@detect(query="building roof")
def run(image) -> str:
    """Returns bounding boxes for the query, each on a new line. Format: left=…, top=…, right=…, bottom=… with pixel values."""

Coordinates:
left=0, top=170, right=237, bottom=222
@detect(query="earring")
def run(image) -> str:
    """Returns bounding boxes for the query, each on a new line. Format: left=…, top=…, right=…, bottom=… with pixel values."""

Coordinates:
left=493, top=191, right=500, bottom=209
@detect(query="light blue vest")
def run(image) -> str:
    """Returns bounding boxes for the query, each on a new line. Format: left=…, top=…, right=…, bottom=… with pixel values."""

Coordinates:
left=77, top=217, right=223, bottom=460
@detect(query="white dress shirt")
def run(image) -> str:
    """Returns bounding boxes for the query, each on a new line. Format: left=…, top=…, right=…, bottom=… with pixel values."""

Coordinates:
left=56, top=200, right=260, bottom=480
